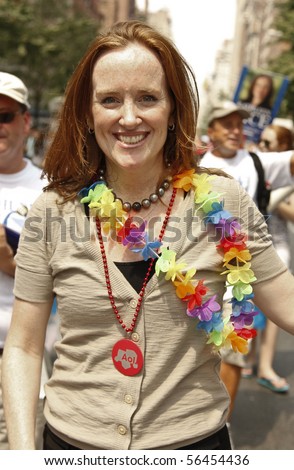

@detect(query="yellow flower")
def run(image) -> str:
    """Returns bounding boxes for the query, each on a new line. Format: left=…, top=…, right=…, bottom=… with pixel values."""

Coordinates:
left=222, top=263, right=256, bottom=285
left=223, top=248, right=252, bottom=267
left=193, top=173, right=215, bottom=202
left=164, top=258, right=187, bottom=282
left=90, top=189, right=126, bottom=219
left=173, top=268, right=196, bottom=298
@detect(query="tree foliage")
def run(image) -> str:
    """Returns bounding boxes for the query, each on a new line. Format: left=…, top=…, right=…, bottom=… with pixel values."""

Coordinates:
left=0, top=0, right=100, bottom=120
left=270, top=0, right=294, bottom=120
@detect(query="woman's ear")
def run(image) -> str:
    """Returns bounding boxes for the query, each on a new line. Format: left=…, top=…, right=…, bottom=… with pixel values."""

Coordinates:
left=168, top=109, right=176, bottom=129
left=86, top=115, right=94, bottom=131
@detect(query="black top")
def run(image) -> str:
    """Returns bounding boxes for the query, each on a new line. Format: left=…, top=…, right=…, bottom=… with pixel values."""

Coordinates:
left=115, top=260, right=155, bottom=294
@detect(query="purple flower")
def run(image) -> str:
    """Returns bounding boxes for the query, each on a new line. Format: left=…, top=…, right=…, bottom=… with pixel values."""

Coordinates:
left=215, top=218, right=241, bottom=237
left=187, top=294, right=221, bottom=321
left=232, top=312, right=256, bottom=329
left=122, top=221, right=146, bottom=246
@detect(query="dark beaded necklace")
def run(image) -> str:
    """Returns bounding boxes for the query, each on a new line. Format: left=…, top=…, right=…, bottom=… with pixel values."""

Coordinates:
left=97, top=169, right=172, bottom=212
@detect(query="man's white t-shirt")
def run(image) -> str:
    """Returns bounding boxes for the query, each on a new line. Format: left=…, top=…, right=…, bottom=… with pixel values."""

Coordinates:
left=200, top=149, right=294, bottom=202
left=0, top=159, right=45, bottom=346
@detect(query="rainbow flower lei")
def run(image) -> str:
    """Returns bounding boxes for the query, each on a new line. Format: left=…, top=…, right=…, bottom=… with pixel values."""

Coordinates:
left=79, top=169, right=258, bottom=354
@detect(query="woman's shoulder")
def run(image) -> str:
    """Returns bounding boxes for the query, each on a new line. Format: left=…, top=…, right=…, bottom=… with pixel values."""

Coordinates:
left=210, top=173, right=243, bottom=194
left=195, top=170, right=247, bottom=207
left=29, top=189, right=77, bottom=216
left=197, top=168, right=236, bottom=188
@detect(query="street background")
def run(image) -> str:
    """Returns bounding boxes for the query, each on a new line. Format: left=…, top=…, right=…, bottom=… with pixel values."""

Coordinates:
left=230, top=328, right=294, bottom=450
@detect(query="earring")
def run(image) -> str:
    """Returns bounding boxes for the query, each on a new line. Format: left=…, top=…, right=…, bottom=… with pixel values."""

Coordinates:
left=165, top=157, right=172, bottom=168
left=88, top=127, right=95, bottom=134
left=168, top=123, right=175, bottom=132
left=98, top=168, right=105, bottom=181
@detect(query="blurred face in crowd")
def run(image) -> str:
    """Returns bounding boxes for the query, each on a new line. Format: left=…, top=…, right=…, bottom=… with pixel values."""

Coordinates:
left=0, top=95, right=31, bottom=174
left=207, top=112, right=244, bottom=158
left=89, top=43, right=173, bottom=176
left=258, top=127, right=279, bottom=152
left=251, top=76, right=272, bottom=106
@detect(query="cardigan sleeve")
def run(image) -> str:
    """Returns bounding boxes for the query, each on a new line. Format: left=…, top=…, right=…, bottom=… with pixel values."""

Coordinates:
left=14, top=191, right=54, bottom=302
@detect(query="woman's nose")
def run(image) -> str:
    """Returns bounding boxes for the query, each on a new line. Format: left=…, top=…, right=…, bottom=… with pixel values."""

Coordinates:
left=119, top=102, right=142, bottom=127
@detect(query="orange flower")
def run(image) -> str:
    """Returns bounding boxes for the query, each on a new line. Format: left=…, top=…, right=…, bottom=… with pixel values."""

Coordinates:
left=173, top=169, right=196, bottom=191
left=226, top=331, right=248, bottom=354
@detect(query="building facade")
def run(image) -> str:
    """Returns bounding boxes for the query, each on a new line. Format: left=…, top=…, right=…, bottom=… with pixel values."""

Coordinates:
left=72, top=0, right=136, bottom=28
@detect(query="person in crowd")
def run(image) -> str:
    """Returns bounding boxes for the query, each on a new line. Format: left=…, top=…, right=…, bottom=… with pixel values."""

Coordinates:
left=0, top=71, right=51, bottom=449
left=240, top=74, right=274, bottom=110
left=201, top=102, right=294, bottom=417
left=241, top=124, right=294, bottom=392
left=259, top=123, right=293, bottom=153
left=258, top=123, right=294, bottom=267
left=2, top=21, right=294, bottom=451
left=237, top=73, right=275, bottom=146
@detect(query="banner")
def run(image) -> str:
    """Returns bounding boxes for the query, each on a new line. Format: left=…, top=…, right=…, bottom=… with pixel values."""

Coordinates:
left=233, top=66, right=289, bottom=144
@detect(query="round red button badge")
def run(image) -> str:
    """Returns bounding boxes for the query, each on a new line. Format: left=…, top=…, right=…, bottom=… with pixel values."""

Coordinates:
left=112, top=339, right=144, bottom=376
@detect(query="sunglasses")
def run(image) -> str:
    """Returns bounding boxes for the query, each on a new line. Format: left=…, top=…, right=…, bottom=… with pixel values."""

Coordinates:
left=0, top=110, right=23, bottom=124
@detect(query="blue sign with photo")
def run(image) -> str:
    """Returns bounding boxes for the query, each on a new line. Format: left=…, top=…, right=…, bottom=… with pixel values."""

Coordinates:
left=233, top=66, right=289, bottom=144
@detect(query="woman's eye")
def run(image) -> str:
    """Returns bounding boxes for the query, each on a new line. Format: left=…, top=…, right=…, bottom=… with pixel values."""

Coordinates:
left=140, top=95, right=157, bottom=103
left=101, top=97, right=118, bottom=105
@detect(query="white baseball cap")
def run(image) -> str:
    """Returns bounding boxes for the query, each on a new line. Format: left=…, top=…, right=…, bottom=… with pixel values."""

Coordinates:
left=0, top=72, right=30, bottom=109
left=208, top=101, right=249, bottom=125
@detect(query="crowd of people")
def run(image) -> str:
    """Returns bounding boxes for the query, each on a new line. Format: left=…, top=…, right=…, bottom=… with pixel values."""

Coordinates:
left=200, top=101, right=294, bottom=418
left=0, top=20, right=294, bottom=451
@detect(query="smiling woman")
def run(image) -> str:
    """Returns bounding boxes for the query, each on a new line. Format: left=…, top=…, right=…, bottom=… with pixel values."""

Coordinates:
left=2, top=20, right=294, bottom=452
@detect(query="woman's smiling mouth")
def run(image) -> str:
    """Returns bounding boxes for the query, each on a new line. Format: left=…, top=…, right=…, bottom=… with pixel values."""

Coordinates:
left=115, top=133, right=148, bottom=145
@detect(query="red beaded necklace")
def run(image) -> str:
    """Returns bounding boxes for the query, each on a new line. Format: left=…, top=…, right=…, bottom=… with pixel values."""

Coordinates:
left=95, top=187, right=177, bottom=376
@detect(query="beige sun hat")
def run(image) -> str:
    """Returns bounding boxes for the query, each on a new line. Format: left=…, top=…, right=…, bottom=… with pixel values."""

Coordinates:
left=0, top=71, right=30, bottom=108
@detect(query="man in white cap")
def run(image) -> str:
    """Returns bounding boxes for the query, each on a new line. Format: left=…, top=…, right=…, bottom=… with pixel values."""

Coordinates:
left=200, top=101, right=294, bottom=421
left=0, top=72, right=48, bottom=449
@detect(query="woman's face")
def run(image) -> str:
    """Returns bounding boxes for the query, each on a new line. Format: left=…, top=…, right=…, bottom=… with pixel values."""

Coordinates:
left=258, top=128, right=278, bottom=152
left=90, top=43, right=173, bottom=175
left=252, top=77, right=272, bottom=104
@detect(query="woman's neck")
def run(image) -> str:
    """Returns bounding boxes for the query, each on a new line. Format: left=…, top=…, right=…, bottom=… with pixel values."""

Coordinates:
left=105, top=166, right=168, bottom=203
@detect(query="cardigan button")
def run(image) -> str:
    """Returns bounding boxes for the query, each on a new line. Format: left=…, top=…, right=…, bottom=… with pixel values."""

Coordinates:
left=118, top=425, right=127, bottom=435
left=124, top=394, right=133, bottom=405
left=131, top=332, right=139, bottom=342
left=129, top=299, right=137, bottom=308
